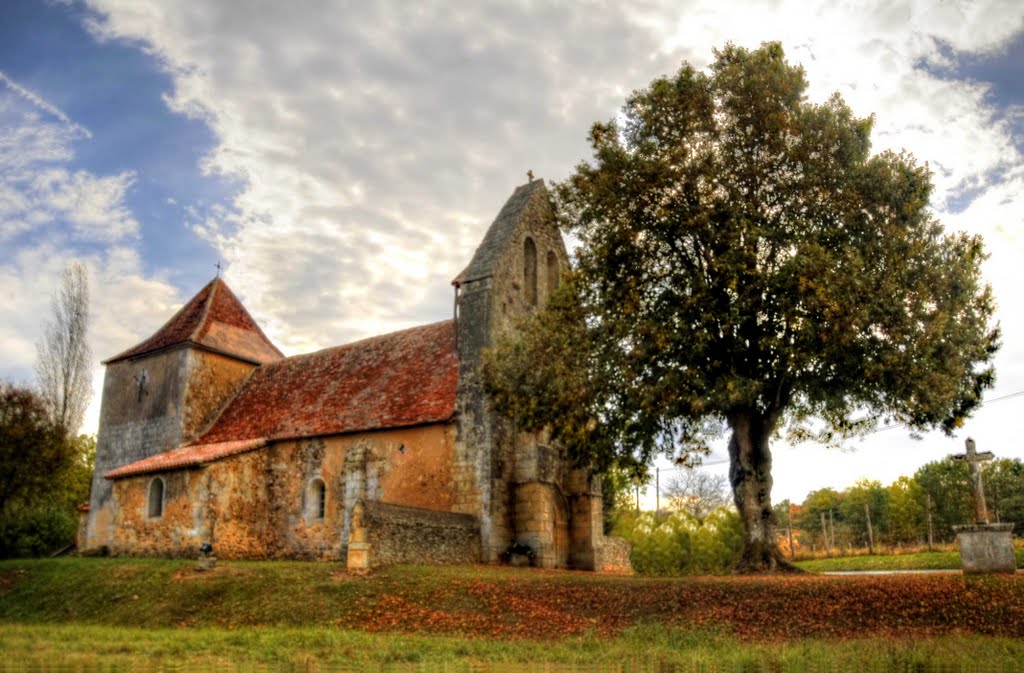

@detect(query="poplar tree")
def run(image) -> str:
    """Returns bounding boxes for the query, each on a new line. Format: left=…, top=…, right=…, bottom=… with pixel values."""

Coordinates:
left=35, top=262, right=92, bottom=435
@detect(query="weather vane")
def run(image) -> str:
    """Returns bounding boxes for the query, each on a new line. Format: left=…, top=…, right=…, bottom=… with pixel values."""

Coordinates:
left=215, top=261, right=222, bottom=278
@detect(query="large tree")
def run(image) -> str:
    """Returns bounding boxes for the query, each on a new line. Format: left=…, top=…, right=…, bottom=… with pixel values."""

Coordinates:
left=35, top=262, right=92, bottom=435
left=483, top=43, right=998, bottom=572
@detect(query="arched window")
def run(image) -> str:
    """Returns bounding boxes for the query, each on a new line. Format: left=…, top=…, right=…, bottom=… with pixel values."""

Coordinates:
left=306, top=478, right=326, bottom=523
left=147, top=477, right=164, bottom=519
left=546, top=251, right=560, bottom=294
left=523, top=237, right=538, bottom=305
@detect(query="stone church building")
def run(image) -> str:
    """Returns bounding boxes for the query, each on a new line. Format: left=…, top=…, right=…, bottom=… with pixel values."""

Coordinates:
left=83, top=180, right=630, bottom=572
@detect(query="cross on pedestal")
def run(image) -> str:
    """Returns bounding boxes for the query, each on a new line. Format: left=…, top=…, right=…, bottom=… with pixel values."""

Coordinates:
left=952, top=437, right=994, bottom=525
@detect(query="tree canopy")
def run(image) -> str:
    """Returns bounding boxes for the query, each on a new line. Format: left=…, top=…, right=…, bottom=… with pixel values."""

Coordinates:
left=0, top=381, right=94, bottom=557
left=483, top=42, right=999, bottom=572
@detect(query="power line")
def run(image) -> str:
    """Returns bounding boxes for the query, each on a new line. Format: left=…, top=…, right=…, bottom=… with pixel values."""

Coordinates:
left=643, top=388, right=1024, bottom=500
left=867, top=388, right=1024, bottom=435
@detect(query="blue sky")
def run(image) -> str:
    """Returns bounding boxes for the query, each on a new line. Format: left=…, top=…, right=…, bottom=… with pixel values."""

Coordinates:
left=1, top=0, right=1022, bottom=504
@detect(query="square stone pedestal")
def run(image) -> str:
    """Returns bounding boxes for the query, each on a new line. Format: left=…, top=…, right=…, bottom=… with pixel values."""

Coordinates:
left=955, top=523, right=1016, bottom=574
left=347, top=541, right=371, bottom=573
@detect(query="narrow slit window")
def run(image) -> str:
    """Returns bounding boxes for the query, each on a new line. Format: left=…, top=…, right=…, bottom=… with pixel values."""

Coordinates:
left=148, top=477, right=164, bottom=519
left=524, top=237, right=538, bottom=305
left=307, top=478, right=326, bottom=522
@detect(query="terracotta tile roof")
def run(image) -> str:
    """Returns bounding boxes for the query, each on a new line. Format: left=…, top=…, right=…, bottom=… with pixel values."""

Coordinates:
left=104, top=278, right=283, bottom=365
left=197, top=319, right=458, bottom=445
left=105, top=438, right=269, bottom=479
left=103, top=320, right=458, bottom=481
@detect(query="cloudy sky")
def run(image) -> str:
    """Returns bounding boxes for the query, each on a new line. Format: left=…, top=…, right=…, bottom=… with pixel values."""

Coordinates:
left=1, top=0, right=1022, bottom=504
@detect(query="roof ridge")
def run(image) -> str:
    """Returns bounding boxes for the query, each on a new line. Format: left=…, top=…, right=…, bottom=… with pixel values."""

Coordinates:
left=191, top=318, right=458, bottom=446
left=104, top=277, right=283, bottom=365
left=453, top=179, right=548, bottom=286
left=266, top=319, right=454, bottom=367
left=190, top=277, right=219, bottom=343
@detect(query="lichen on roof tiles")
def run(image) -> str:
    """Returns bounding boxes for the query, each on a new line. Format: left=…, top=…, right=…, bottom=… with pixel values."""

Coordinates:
left=105, top=438, right=269, bottom=479
left=104, top=278, right=283, bottom=365
left=195, top=319, right=458, bottom=445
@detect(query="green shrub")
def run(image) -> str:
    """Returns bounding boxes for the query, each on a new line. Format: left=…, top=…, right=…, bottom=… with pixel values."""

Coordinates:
left=0, top=503, right=78, bottom=558
left=613, top=507, right=743, bottom=574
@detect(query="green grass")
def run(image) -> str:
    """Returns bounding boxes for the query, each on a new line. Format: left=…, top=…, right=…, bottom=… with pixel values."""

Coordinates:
left=2, top=557, right=1024, bottom=669
left=794, top=547, right=1024, bottom=573
left=2, top=622, right=1024, bottom=670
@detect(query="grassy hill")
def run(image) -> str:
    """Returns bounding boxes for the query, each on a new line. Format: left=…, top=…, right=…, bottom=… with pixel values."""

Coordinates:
left=1, top=558, right=1023, bottom=669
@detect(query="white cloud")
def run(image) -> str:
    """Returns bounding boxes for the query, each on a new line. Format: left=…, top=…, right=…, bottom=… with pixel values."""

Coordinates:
left=0, top=80, right=139, bottom=243
left=0, top=72, right=180, bottom=434
left=0, top=240, right=183, bottom=434
left=75, top=1, right=1024, bottom=481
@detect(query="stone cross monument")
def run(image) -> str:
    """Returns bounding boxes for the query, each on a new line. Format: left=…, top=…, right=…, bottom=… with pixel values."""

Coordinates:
left=951, top=437, right=994, bottom=525
left=950, top=437, right=1016, bottom=574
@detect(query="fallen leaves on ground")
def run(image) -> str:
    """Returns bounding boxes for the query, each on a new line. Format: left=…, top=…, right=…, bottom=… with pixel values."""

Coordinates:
left=337, top=570, right=1024, bottom=642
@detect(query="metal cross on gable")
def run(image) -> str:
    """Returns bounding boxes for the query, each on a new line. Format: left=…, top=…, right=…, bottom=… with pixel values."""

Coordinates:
left=952, top=437, right=995, bottom=525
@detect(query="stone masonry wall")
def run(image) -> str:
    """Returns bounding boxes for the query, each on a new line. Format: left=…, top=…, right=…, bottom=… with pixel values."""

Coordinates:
left=105, top=423, right=460, bottom=560
left=182, top=350, right=256, bottom=443
left=359, top=500, right=480, bottom=567
left=87, top=347, right=258, bottom=552
left=455, top=181, right=574, bottom=565
left=87, top=348, right=191, bottom=550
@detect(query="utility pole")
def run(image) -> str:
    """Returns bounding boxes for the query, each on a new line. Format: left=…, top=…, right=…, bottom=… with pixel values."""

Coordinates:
left=926, top=494, right=934, bottom=551
left=864, top=503, right=875, bottom=555
left=655, top=467, right=660, bottom=514
left=828, top=509, right=836, bottom=550
left=821, top=512, right=831, bottom=557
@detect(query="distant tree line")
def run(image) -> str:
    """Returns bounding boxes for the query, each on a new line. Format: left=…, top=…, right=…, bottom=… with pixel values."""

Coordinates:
left=774, top=458, right=1024, bottom=556
left=612, top=455, right=1023, bottom=573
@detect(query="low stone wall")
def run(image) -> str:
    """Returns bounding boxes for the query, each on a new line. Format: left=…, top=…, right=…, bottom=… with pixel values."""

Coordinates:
left=595, top=536, right=633, bottom=574
left=351, top=500, right=481, bottom=569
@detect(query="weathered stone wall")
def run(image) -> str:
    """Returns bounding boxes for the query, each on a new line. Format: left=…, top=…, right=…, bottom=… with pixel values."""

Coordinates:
left=356, top=500, right=480, bottom=568
left=455, top=180, right=605, bottom=569
left=86, top=346, right=258, bottom=551
left=86, top=348, right=191, bottom=550
left=107, top=469, right=211, bottom=557
left=182, top=350, right=255, bottom=443
left=104, top=423, right=461, bottom=560
left=514, top=482, right=570, bottom=568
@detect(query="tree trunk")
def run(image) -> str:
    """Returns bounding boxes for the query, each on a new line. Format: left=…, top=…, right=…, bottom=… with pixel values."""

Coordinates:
left=727, top=410, right=802, bottom=573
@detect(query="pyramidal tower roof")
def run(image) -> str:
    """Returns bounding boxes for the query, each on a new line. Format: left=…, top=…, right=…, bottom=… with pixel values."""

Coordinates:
left=453, top=179, right=549, bottom=285
left=105, top=277, right=284, bottom=365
